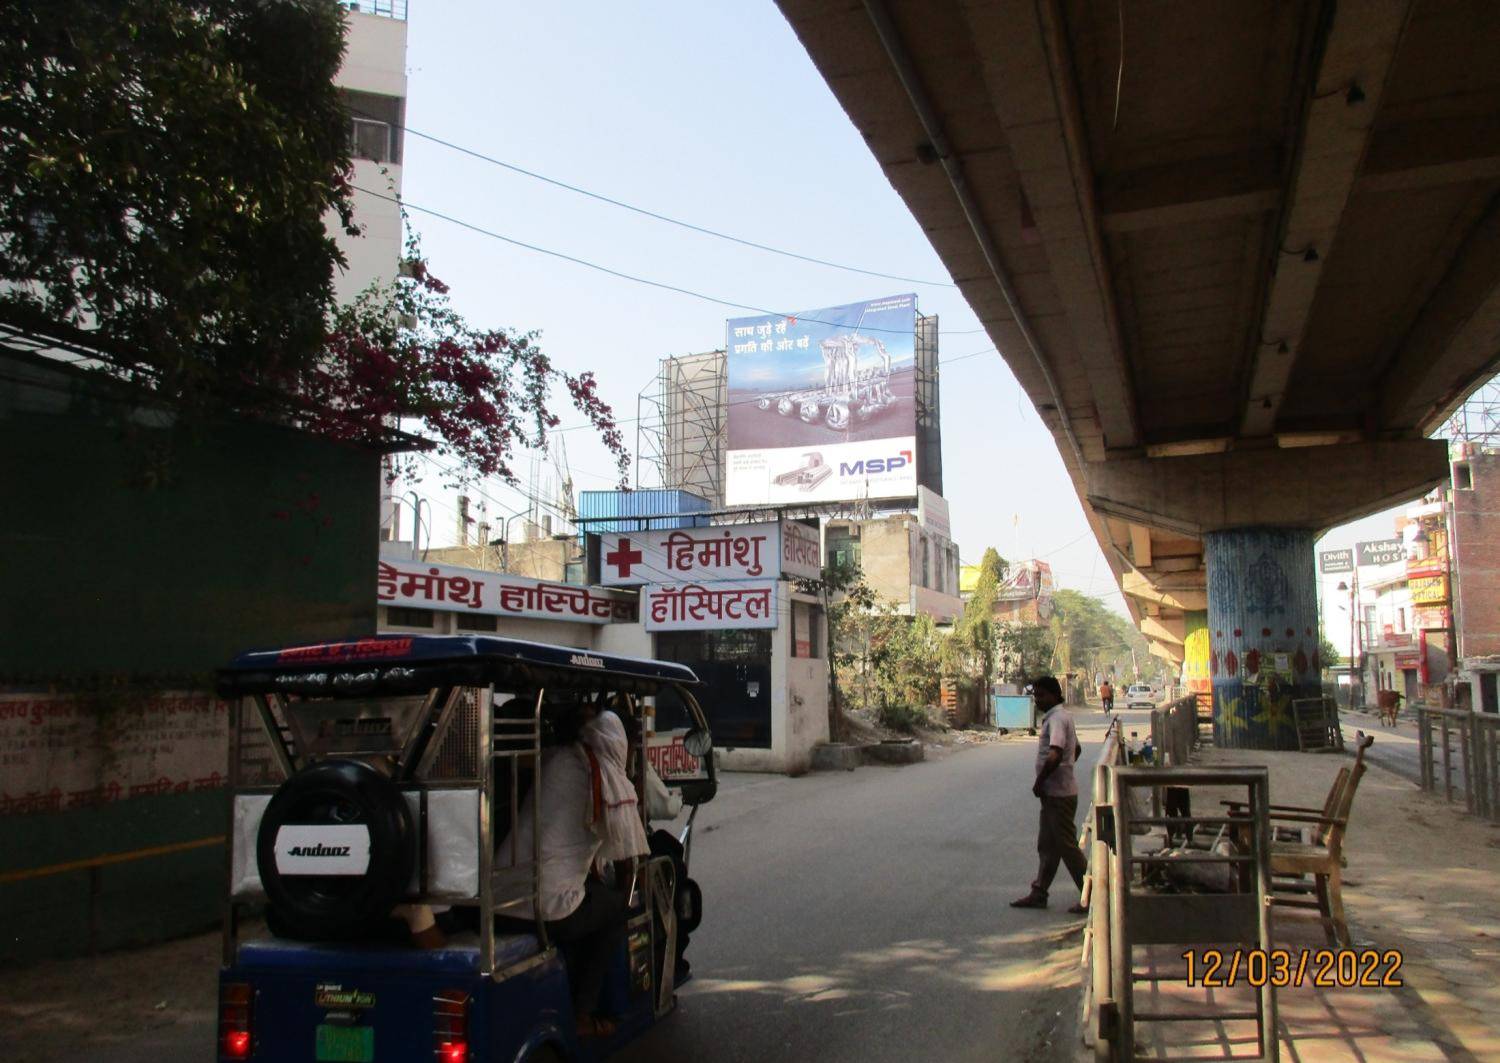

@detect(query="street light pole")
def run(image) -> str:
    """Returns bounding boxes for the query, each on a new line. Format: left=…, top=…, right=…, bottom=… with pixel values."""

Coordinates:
left=1351, top=571, right=1361, bottom=709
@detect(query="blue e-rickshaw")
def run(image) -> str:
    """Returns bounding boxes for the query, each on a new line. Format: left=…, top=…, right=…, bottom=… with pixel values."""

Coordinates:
left=215, top=635, right=716, bottom=1062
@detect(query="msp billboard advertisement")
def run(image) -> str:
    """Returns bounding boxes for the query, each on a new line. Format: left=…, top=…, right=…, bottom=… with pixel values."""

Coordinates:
left=725, top=294, right=918, bottom=505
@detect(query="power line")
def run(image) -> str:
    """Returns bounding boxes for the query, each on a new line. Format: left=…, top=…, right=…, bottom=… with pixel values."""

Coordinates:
left=355, top=184, right=932, bottom=335
left=373, top=117, right=959, bottom=290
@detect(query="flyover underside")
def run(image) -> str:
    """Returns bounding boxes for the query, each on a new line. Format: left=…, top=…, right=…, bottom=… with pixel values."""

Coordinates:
left=778, top=1, right=1500, bottom=704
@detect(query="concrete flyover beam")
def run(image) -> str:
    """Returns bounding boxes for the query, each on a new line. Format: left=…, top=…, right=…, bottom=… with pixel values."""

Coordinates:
left=1147, top=638, right=1184, bottom=666
left=1241, top=0, right=1414, bottom=438
left=1121, top=569, right=1207, bottom=614
left=1085, top=438, right=1450, bottom=537
left=1141, top=614, right=1187, bottom=649
left=1381, top=198, right=1500, bottom=433
left=961, top=0, right=1139, bottom=451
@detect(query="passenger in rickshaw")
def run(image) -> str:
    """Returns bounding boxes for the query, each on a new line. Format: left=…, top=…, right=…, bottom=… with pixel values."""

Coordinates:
left=497, top=703, right=649, bottom=1038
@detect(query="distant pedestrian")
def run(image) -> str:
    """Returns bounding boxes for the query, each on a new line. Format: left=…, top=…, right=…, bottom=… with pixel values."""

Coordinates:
left=1099, top=678, right=1114, bottom=713
left=1011, top=676, right=1088, bottom=913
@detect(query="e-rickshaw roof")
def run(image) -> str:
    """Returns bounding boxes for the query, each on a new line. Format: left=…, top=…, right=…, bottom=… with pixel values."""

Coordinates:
left=217, top=634, right=700, bottom=698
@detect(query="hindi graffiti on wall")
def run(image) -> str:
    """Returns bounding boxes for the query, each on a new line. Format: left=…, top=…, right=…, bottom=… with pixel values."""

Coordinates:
left=0, top=692, right=228, bottom=816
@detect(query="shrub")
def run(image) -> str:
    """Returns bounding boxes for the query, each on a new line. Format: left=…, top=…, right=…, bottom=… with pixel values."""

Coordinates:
left=877, top=703, right=928, bottom=734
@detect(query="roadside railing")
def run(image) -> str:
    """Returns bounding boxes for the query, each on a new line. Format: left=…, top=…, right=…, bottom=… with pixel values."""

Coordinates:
left=1150, top=696, right=1199, bottom=768
left=1418, top=707, right=1500, bottom=822
left=1080, top=735, right=1278, bottom=1061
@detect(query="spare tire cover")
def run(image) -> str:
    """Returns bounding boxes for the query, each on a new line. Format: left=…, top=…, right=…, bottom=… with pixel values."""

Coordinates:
left=256, top=759, right=415, bottom=939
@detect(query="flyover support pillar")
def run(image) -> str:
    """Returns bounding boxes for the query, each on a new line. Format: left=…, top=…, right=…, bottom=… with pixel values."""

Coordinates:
left=1204, top=528, right=1321, bottom=750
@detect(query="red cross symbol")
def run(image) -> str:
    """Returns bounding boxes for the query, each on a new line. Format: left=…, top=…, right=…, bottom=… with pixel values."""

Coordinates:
left=605, top=537, right=644, bottom=578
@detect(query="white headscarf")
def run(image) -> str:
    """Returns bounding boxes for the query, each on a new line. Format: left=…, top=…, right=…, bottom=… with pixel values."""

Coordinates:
left=578, top=710, right=649, bottom=863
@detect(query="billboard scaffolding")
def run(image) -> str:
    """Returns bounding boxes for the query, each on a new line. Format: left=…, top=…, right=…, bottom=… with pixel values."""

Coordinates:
left=636, top=351, right=726, bottom=505
left=915, top=312, right=942, bottom=497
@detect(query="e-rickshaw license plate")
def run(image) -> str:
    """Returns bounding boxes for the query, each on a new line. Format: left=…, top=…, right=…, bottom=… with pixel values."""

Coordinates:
left=315, top=1025, right=374, bottom=1062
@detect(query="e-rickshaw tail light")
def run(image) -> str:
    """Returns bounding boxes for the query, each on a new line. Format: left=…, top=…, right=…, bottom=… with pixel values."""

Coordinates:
left=219, top=982, right=254, bottom=1059
left=433, top=989, right=471, bottom=1063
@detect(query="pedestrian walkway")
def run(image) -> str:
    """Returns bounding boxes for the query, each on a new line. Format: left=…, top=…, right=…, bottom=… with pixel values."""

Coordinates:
left=1337, top=706, right=1425, bottom=785
left=1123, top=741, right=1500, bottom=1062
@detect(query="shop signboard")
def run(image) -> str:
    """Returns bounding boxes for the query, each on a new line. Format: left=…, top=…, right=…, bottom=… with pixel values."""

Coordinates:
left=642, top=580, right=780, bottom=632
left=1409, top=574, right=1448, bottom=605
left=645, top=729, right=707, bottom=781
left=1357, top=539, right=1405, bottom=567
left=378, top=558, right=636, bottom=624
left=1318, top=548, right=1354, bottom=574
left=725, top=294, right=919, bottom=505
left=598, top=521, right=818, bottom=587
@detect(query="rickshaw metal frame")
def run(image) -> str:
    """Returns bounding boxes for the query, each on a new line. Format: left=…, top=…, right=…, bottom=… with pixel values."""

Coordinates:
left=220, top=647, right=714, bottom=991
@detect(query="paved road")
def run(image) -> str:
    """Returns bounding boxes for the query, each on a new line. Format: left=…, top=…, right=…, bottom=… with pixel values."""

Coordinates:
left=617, top=712, right=1130, bottom=1063
left=4, top=711, right=1125, bottom=1063
left=1338, top=707, right=1423, bottom=784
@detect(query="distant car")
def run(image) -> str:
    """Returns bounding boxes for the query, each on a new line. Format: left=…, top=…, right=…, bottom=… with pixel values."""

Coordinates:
left=1126, top=684, right=1156, bottom=709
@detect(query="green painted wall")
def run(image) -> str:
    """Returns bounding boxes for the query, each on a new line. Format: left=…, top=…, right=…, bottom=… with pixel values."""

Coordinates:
left=0, top=358, right=380, bottom=964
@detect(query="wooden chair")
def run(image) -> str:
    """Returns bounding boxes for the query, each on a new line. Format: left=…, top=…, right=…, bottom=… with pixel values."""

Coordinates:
left=1223, top=732, right=1374, bottom=946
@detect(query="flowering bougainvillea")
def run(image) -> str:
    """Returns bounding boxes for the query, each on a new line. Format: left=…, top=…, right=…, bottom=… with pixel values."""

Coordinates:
left=297, top=223, right=628, bottom=486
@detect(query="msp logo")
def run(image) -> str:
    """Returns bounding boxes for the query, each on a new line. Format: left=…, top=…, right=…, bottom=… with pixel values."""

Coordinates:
left=839, top=450, right=913, bottom=477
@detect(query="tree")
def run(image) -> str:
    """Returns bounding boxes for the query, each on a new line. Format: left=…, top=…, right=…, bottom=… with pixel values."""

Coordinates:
left=945, top=547, right=1006, bottom=692
left=797, top=561, right=875, bottom=743
left=1319, top=633, right=1341, bottom=671
left=1, top=1, right=356, bottom=409
left=0, top=2, right=628, bottom=483
left=1050, top=589, right=1151, bottom=681
left=311, top=223, right=628, bottom=484
left=997, top=623, right=1056, bottom=685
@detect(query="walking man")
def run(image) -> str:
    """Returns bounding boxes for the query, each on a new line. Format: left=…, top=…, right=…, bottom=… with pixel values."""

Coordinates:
left=1011, top=675, right=1089, bottom=913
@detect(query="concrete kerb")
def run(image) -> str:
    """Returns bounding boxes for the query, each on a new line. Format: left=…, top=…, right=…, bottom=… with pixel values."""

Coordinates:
left=810, top=739, right=926, bottom=770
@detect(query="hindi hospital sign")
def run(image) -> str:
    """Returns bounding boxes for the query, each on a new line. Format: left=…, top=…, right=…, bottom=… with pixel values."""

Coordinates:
left=598, top=521, right=822, bottom=587
left=642, top=580, right=781, bottom=632
left=378, top=558, right=636, bottom=624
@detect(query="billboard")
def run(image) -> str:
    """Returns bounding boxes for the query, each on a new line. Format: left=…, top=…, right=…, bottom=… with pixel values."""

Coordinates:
left=1357, top=539, right=1404, bottom=567
left=1318, top=548, right=1353, bottom=574
left=725, top=294, right=918, bottom=505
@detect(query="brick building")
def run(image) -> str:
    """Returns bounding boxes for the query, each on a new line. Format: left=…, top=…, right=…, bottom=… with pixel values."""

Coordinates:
left=1448, top=444, right=1500, bottom=712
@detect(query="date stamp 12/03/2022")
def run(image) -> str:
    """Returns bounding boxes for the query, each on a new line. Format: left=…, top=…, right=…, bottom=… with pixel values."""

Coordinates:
left=1183, top=949, right=1404, bottom=989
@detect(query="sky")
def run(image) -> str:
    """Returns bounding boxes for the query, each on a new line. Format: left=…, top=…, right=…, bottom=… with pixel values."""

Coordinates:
left=387, top=1, right=1412, bottom=622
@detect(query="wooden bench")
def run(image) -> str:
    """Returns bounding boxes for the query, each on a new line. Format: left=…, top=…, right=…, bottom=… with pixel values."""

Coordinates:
left=1224, top=732, right=1374, bottom=946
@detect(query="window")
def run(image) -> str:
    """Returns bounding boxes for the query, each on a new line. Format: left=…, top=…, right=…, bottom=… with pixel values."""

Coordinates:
left=921, top=538, right=930, bottom=589
left=1455, top=463, right=1473, bottom=490
left=792, top=601, right=823, bottom=658
left=386, top=606, right=434, bottom=627
left=1397, top=608, right=1406, bottom=633
left=826, top=533, right=860, bottom=571
left=456, top=614, right=498, bottom=632
left=343, top=89, right=403, bottom=164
